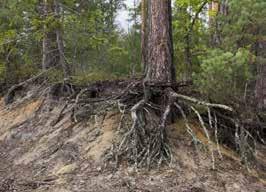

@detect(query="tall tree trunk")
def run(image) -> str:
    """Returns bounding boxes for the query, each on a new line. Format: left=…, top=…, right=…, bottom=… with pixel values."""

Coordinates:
left=141, top=0, right=150, bottom=75
left=208, top=0, right=228, bottom=46
left=185, top=1, right=208, bottom=80
left=54, top=0, right=70, bottom=78
left=42, top=0, right=69, bottom=78
left=255, top=63, right=266, bottom=109
left=255, top=29, right=266, bottom=109
left=131, top=0, right=138, bottom=77
left=145, top=0, right=175, bottom=84
left=42, top=0, right=57, bottom=71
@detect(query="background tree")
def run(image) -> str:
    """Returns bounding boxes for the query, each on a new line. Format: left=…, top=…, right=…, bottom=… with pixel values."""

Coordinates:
left=41, top=0, right=69, bottom=78
left=172, top=0, right=209, bottom=80
left=0, top=0, right=40, bottom=86
left=141, top=0, right=150, bottom=74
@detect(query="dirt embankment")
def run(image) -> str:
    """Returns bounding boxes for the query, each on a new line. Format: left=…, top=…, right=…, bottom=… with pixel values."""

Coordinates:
left=0, top=96, right=265, bottom=192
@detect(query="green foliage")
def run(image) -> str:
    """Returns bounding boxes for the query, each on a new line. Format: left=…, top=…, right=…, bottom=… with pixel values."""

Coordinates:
left=217, top=0, right=266, bottom=52
left=0, top=0, right=264, bottom=108
left=0, top=62, right=5, bottom=80
left=194, top=48, right=252, bottom=102
left=0, top=0, right=41, bottom=84
left=46, top=69, right=65, bottom=83
left=172, top=0, right=209, bottom=77
left=0, top=0, right=135, bottom=86
left=71, top=70, right=119, bottom=86
left=63, top=0, right=138, bottom=77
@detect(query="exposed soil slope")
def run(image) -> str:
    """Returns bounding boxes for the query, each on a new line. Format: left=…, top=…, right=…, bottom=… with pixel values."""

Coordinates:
left=0, top=95, right=265, bottom=192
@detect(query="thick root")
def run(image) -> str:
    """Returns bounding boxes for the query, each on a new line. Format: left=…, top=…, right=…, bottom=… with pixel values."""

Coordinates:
left=114, top=98, right=172, bottom=168
left=4, top=70, right=51, bottom=105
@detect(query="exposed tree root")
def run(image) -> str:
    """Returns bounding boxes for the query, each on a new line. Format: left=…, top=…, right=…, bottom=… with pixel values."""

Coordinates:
left=106, top=84, right=260, bottom=169
left=4, top=70, right=50, bottom=105
left=104, top=84, right=228, bottom=168
left=3, top=77, right=262, bottom=170
left=48, top=81, right=75, bottom=99
left=115, top=98, right=172, bottom=168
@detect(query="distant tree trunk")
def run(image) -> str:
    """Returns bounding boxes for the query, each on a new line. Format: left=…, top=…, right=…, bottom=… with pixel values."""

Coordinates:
left=208, top=0, right=228, bottom=46
left=145, top=0, right=175, bottom=84
left=4, top=48, right=13, bottom=84
left=42, top=0, right=57, bottom=71
left=185, top=0, right=208, bottom=80
left=131, top=0, right=138, bottom=77
left=255, top=32, right=266, bottom=109
left=255, top=63, right=266, bottom=109
left=42, top=0, right=69, bottom=78
left=141, top=0, right=150, bottom=74
left=54, top=0, right=70, bottom=78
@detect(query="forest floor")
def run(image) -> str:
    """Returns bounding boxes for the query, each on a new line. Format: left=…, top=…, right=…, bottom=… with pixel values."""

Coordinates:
left=0, top=83, right=265, bottom=192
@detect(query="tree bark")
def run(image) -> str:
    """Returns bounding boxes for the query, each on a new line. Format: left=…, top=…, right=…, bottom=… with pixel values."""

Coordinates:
left=141, top=0, right=151, bottom=75
left=145, top=0, right=175, bottom=84
left=255, top=29, right=266, bottom=109
left=208, top=0, right=228, bottom=46
left=42, top=0, right=69, bottom=78
left=255, top=63, right=266, bottom=109
left=54, top=0, right=70, bottom=78
left=42, top=0, right=57, bottom=70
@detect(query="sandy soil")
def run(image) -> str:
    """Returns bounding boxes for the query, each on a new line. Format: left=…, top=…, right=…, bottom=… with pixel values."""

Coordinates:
left=0, top=97, right=265, bottom=192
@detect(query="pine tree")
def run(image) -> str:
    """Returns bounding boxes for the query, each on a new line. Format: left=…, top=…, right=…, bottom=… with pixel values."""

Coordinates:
left=145, top=0, right=175, bottom=84
left=41, top=0, right=69, bottom=78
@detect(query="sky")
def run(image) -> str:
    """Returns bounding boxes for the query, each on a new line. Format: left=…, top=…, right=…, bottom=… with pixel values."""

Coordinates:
left=116, top=0, right=139, bottom=31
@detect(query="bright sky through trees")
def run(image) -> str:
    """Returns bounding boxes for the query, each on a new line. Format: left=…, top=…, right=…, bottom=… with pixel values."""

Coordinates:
left=116, top=0, right=138, bottom=31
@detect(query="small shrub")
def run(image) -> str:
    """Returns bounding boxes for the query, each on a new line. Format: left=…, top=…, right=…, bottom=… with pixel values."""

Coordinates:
left=193, top=48, right=253, bottom=103
left=47, top=69, right=64, bottom=83
left=71, top=70, right=119, bottom=86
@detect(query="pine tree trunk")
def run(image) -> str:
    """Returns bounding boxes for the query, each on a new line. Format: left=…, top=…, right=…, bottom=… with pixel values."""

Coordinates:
left=54, top=0, right=70, bottom=78
left=145, top=0, right=175, bottom=84
left=255, top=34, right=266, bottom=109
left=208, top=0, right=228, bottom=46
left=255, top=64, right=266, bottom=109
left=42, top=0, right=57, bottom=70
left=141, top=0, right=150, bottom=74
left=42, top=0, right=69, bottom=78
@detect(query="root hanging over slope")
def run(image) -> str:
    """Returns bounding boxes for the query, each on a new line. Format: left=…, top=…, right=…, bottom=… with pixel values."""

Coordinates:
left=103, top=81, right=242, bottom=168
left=3, top=78, right=262, bottom=169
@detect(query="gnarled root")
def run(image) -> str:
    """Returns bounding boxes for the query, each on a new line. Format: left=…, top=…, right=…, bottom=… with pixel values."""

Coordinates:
left=4, top=70, right=49, bottom=105
left=115, top=97, right=172, bottom=168
left=111, top=85, right=242, bottom=169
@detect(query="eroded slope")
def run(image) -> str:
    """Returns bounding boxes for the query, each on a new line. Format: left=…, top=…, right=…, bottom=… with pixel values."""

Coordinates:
left=0, top=97, right=265, bottom=192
